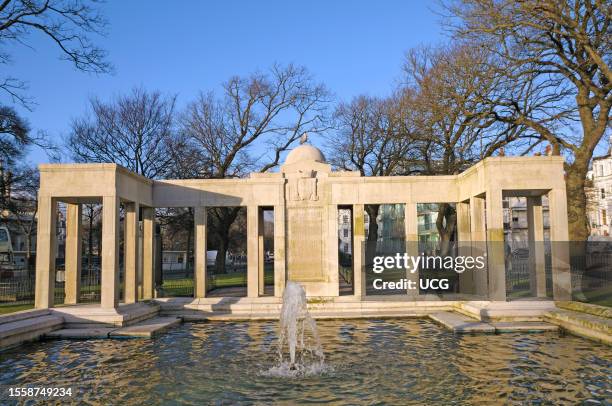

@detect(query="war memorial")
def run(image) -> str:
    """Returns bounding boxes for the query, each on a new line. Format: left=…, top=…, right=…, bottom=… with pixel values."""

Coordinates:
left=0, top=144, right=610, bottom=404
left=33, top=144, right=572, bottom=306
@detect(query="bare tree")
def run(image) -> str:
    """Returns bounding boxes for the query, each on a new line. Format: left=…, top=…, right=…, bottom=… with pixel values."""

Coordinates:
left=443, top=0, right=612, bottom=240
left=1, top=165, right=38, bottom=273
left=82, top=203, right=101, bottom=274
left=329, top=93, right=418, bottom=176
left=403, top=44, right=524, bottom=248
left=178, top=64, right=331, bottom=273
left=328, top=92, right=418, bottom=260
left=156, top=207, right=194, bottom=278
left=67, top=87, right=177, bottom=179
left=0, top=0, right=111, bottom=107
left=0, top=105, right=28, bottom=164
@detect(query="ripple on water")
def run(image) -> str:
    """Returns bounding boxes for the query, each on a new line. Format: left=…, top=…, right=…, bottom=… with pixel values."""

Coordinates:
left=0, top=318, right=610, bottom=405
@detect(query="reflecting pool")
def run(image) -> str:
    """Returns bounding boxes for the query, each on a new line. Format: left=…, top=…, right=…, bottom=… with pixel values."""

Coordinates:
left=0, top=319, right=610, bottom=404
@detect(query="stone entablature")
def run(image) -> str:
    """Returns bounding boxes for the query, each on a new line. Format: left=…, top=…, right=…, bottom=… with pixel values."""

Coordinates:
left=35, top=146, right=570, bottom=310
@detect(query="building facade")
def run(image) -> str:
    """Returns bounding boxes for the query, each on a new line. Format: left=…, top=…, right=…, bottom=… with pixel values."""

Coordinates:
left=588, top=141, right=612, bottom=237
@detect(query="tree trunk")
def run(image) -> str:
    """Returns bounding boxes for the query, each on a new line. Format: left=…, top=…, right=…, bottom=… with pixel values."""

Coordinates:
left=215, top=236, right=228, bottom=274
left=186, top=214, right=192, bottom=278
left=365, top=204, right=380, bottom=265
left=565, top=156, right=592, bottom=300
left=211, top=207, right=241, bottom=275
left=25, top=233, right=33, bottom=277
left=88, top=212, right=93, bottom=274
left=436, top=204, right=457, bottom=256
left=565, top=159, right=590, bottom=241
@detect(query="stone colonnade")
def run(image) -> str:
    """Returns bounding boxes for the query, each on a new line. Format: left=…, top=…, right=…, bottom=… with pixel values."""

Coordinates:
left=34, top=156, right=572, bottom=310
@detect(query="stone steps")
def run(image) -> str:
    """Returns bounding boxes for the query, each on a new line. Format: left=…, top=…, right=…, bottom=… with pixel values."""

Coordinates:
left=157, top=297, right=454, bottom=317
left=46, top=317, right=182, bottom=340
left=430, top=311, right=559, bottom=334
left=52, top=302, right=160, bottom=328
left=0, top=310, right=63, bottom=350
left=178, top=310, right=430, bottom=322
left=545, top=309, right=611, bottom=344
left=430, top=312, right=495, bottom=333
left=46, top=327, right=116, bottom=339
left=490, top=322, right=559, bottom=333
left=110, top=317, right=182, bottom=338
left=554, top=301, right=612, bottom=318
left=455, top=301, right=556, bottom=322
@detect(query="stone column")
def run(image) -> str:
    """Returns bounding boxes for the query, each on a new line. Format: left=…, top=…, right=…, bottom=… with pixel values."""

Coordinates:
left=141, top=207, right=155, bottom=300
left=194, top=206, right=207, bottom=298
left=274, top=205, right=286, bottom=298
left=35, top=196, right=57, bottom=309
left=101, top=196, right=120, bottom=309
left=327, top=204, right=340, bottom=297
left=485, top=188, right=506, bottom=301
left=64, top=203, right=82, bottom=305
left=470, top=196, right=488, bottom=297
left=456, top=201, right=471, bottom=241
left=405, top=202, right=419, bottom=297
left=548, top=188, right=571, bottom=300
left=258, top=208, right=265, bottom=295
left=456, top=201, right=474, bottom=295
left=247, top=205, right=259, bottom=298
left=353, top=204, right=366, bottom=298
left=527, top=196, right=546, bottom=297
left=124, top=202, right=139, bottom=304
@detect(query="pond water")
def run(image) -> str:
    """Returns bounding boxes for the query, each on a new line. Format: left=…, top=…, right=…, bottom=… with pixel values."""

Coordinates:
left=0, top=319, right=610, bottom=405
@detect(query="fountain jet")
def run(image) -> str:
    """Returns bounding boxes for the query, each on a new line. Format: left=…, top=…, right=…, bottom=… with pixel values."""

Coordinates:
left=277, top=281, right=324, bottom=371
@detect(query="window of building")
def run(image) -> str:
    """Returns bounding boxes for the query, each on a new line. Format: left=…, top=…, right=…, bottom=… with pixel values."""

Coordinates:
left=343, top=243, right=349, bottom=253
left=602, top=188, right=606, bottom=199
left=603, top=209, right=608, bottom=226
left=343, top=215, right=349, bottom=224
left=343, top=228, right=349, bottom=238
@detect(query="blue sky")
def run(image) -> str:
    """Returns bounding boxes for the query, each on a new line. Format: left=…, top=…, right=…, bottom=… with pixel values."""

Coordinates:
left=10, top=1, right=445, bottom=165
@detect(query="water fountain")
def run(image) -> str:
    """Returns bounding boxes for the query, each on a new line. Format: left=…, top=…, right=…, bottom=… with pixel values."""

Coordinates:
left=264, top=281, right=327, bottom=377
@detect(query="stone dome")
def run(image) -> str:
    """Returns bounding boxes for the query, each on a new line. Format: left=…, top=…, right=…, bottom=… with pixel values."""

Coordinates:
left=285, top=144, right=326, bottom=165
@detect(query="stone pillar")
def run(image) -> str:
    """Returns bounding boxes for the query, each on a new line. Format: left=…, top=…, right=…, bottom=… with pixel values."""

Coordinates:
left=527, top=196, right=546, bottom=297
left=101, top=196, right=120, bottom=309
left=470, top=196, right=488, bottom=297
left=353, top=204, right=366, bottom=298
left=124, top=202, right=139, bottom=304
left=194, top=207, right=207, bottom=298
left=64, top=203, right=82, bottom=305
left=485, top=188, right=506, bottom=301
left=141, top=207, right=155, bottom=300
left=258, top=208, right=265, bottom=295
left=35, top=196, right=57, bottom=309
left=247, top=205, right=259, bottom=298
left=456, top=201, right=474, bottom=295
left=327, top=204, right=340, bottom=297
left=548, top=188, right=571, bottom=300
left=405, top=202, right=419, bottom=297
left=456, top=202, right=471, bottom=241
left=274, top=205, right=286, bottom=298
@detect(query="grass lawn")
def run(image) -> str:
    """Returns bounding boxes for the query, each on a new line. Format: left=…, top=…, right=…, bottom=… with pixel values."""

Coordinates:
left=577, top=286, right=612, bottom=308
left=0, top=303, right=34, bottom=315
left=161, top=270, right=274, bottom=296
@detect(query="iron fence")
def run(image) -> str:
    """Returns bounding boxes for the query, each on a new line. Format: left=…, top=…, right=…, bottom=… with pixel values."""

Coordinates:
left=0, top=267, right=106, bottom=308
